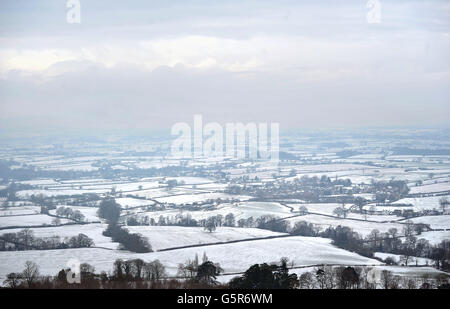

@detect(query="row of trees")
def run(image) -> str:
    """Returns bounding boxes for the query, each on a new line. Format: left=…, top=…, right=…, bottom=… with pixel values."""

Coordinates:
left=125, top=212, right=238, bottom=231
left=5, top=258, right=448, bottom=289
left=103, top=224, right=152, bottom=253
left=229, top=258, right=298, bottom=289
left=97, top=198, right=121, bottom=223
left=3, top=259, right=166, bottom=289
left=2, top=257, right=224, bottom=289
left=0, top=228, right=94, bottom=251
left=55, top=206, right=85, bottom=222
left=295, top=266, right=448, bottom=289
left=177, top=253, right=224, bottom=286
left=97, top=198, right=152, bottom=253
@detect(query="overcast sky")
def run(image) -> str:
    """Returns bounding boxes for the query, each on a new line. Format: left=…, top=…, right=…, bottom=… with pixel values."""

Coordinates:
left=0, top=0, right=449, bottom=134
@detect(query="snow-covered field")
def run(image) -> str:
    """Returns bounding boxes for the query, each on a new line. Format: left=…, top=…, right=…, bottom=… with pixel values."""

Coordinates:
left=409, top=182, right=450, bottom=194
left=287, top=214, right=405, bottom=236
left=16, top=188, right=110, bottom=198
left=345, top=213, right=403, bottom=222
left=365, top=195, right=450, bottom=212
left=407, top=215, right=450, bottom=230
left=125, top=226, right=286, bottom=251
left=374, top=252, right=434, bottom=266
left=0, top=236, right=382, bottom=281
left=136, top=202, right=292, bottom=222
left=0, top=206, right=41, bottom=216
left=115, top=198, right=155, bottom=208
left=155, top=193, right=250, bottom=204
left=414, top=231, right=450, bottom=245
left=165, top=177, right=213, bottom=185
left=3, top=223, right=118, bottom=249
left=0, top=214, right=71, bottom=228
left=287, top=203, right=350, bottom=215
left=49, top=206, right=101, bottom=222
left=2, top=139, right=450, bottom=286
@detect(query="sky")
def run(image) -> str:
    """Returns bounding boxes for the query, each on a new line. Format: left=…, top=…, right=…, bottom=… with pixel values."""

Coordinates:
left=0, top=0, right=449, bottom=134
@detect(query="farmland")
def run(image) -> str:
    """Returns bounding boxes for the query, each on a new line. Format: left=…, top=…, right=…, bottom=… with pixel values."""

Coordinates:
left=0, top=128, right=449, bottom=287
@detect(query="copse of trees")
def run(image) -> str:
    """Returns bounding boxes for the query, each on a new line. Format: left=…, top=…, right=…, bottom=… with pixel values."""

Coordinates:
left=195, top=261, right=223, bottom=285
left=256, top=215, right=290, bottom=232
left=177, top=253, right=224, bottom=286
left=98, top=198, right=121, bottom=223
left=3, top=259, right=169, bottom=289
left=55, top=206, right=85, bottom=222
left=103, top=224, right=152, bottom=253
left=0, top=229, right=94, bottom=251
left=111, top=258, right=166, bottom=283
left=372, top=180, right=410, bottom=203
left=439, top=197, right=449, bottom=214
left=3, top=258, right=449, bottom=289
left=290, top=221, right=319, bottom=237
left=332, top=205, right=348, bottom=218
left=124, top=212, right=240, bottom=230
left=229, top=258, right=298, bottom=289
left=204, top=217, right=217, bottom=233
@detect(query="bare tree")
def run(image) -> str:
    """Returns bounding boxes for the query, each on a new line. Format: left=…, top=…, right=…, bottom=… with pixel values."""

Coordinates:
left=22, top=261, right=40, bottom=288
left=402, top=220, right=415, bottom=238
left=144, top=259, right=166, bottom=281
left=381, top=270, right=394, bottom=289
left=298, top=206, right=308, bottom=215
left=18, top=229, right=34, bottom=250
left=298, top=272, right=314, bottom=289
left=388, top=228, right=398, bottom=238
left=401, top=277, right=417, bottom=289
left=3, top=273, right=23, bottom=288
left=439, top=197, right=448, bottom=214
left=204, top=217, right=217, bottom=233
left=354, top=197, right=367, bottom=214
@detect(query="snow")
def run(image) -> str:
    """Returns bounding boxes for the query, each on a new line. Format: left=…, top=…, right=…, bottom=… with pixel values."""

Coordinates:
left=18, top=179, right=60, bottom=186
left=115, top=198, right=155, bottom=208
left=287, top=203, right=351, bottom=216
left=165, top=177, right=213, bottom=185
left=415, top=231, right=450, bottom=245
left=374, top=266, right=448, bottom=278
left=0, top=206, right=41, bottom=216
left=2, top=146, right=450, bottom=285
left=3, top=223, right=118, bottom=249
left=409, top=182, right=450, bottom=194
left=125, top=226, right=286, bottom=251
left=16, top=188, right=110, bottom=198
left=137, top=202, right=292, bottom=223
left=0, top=214, right=71, bottom=228
left=407, top=215, right=450, bottom=230
left=155, top=193, right=251, bottom=205
left=374, top=252, right=434, bottom=266
left=0, top=236, right=382, bottom=281
left=365, top=195, right=450, bottom=212
left=50, top=206, right=101, bottom=223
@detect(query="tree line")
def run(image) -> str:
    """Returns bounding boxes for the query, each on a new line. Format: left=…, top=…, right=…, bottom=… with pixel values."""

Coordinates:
left=98, top=198, right=152, bottom=253
left=0, top=228, right=94, bottom=251
left=3, top=257, right=449, bottom=289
